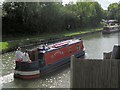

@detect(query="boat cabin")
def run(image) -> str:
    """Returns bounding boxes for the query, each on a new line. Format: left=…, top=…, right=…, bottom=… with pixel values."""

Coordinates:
left=27, top=38, right=84, bottom=65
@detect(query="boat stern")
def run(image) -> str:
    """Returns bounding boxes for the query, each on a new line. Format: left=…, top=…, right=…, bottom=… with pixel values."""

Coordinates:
left=14, top=61, right=40, bottom=79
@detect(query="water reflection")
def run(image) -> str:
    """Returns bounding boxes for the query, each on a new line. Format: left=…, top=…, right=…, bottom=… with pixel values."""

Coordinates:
left=83, top=32, right=119, bottom=59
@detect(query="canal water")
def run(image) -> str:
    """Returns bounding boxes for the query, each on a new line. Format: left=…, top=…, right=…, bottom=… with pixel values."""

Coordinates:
left=0, top=32, right=119, bottom=88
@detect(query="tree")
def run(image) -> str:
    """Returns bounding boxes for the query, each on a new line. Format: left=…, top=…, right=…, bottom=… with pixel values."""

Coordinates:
left=2, top=2, right=104, bottom=36
left=107, top=3, right=120, bottom=22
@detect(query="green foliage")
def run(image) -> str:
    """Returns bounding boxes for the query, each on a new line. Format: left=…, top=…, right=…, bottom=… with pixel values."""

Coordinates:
left=104, top=2, right=120, bottom=23
left=0, top=42, right=18, bottom=51
left=0, top=42, right=9, bottom=51
left=2, top=2, right=104, bottom=36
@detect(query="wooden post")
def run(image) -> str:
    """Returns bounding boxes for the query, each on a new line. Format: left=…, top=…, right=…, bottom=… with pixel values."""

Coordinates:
left=70, top=55, right=75, bottom=88
left=118, top=60, right=120, bottom=88
left=111, top=45, right=120, bottom=59
left=103, top=52, right=112, bottom=59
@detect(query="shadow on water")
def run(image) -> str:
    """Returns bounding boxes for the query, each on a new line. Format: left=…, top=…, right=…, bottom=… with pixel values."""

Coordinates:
left=102, top=34, right=111, bottom=38
left=41, top=64, right=70, bottom=79
left=102, top=32, right=119, bottom=38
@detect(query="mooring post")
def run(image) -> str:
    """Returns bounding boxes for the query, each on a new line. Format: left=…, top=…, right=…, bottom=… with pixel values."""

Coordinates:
left=111, top=45, right=120, bottom=59
left=111, top=45, right=120, bottom=87
left=103, top=52, right=112, bottom=59
left=70, top=55, right=75, bottom=88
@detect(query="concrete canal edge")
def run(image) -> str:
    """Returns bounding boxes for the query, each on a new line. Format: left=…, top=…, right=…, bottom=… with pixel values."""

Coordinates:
left=1, top=29, right=102, bottom=54
left=70, top=45, right=120, bottom=88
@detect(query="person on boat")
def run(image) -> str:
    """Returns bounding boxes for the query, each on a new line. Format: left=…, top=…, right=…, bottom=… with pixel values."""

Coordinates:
left=15, top=47, right=24, bottom=61
left=23, top=50, right=31, bottom=62
left=42, top=45, right=45, bottom=50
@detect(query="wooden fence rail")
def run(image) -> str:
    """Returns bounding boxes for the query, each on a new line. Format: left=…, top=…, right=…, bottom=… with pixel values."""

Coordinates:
left=70, top=56, right=120, bottom=88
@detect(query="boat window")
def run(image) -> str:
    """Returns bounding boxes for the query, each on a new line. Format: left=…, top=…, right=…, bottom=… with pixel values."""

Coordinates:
left=61, top=52, right=64, bottom=54
left=69, top=48, right=72, bottom=53
left=51, top=55, right=54, bottom=59
left=77, top=45, right=80, bottom=50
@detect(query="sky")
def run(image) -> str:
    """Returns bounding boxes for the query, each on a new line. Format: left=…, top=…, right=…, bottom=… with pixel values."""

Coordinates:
left=96, top=0, right=119, bottom=10
left=0, top=0, right=119, bottom=10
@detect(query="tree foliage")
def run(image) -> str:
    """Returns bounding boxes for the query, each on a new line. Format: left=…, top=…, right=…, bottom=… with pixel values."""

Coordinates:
left=2, top=2, right=104, bottom=36
left=103, top=2, right=120, bottom=23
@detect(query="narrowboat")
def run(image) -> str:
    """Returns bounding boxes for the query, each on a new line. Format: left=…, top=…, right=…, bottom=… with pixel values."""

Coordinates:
left=14, top=38, right=85, bottom=79
left=102, top=20, right=120, bottom=34
left=102, top=25, right=120, bottom=34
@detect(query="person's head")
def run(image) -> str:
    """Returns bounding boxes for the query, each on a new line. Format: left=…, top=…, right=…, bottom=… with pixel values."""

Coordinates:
left=17, top=47, right=21, bottom=51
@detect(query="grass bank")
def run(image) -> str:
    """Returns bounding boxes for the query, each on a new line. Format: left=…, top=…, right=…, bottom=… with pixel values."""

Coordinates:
left=1, top=27, right=102, bottom=52
left=0, top=42, right=18, bottom=52
left=64, top=28, right=102, bottom=36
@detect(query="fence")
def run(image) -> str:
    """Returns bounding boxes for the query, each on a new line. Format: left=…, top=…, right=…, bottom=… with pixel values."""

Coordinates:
left=70, top=56, right=120, bottom=88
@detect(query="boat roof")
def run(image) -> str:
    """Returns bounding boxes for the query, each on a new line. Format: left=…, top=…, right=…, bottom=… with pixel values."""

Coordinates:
left=38, top=38, right=82, bottom=53
left=108, top=20, right=117, bottom=22
left=103, top=20, right=118, bottom=23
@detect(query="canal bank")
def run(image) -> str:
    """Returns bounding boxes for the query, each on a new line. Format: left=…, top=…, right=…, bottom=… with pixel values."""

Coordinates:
left=1, top=28, right=102, bottom=54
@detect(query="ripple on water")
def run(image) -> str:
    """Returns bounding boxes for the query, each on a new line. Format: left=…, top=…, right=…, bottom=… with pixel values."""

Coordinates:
left=50, top=86, right=55, bottom=88
left=60, top=80, right=62, bottom=83
left=46, top=78, right=48, bottom=81
left=8, top=57, right=11, bottom=59
left=58, top=76, right=61, bottom=79
left=49, top=79, right=52, bottom=81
